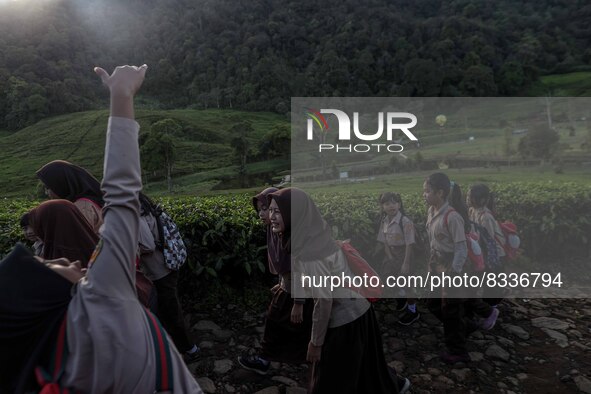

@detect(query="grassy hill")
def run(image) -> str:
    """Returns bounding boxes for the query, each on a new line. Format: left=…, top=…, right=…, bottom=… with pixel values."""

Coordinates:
left=3, top=73, right=591, bottom=199
left=0, top=109, right=289, bottom=198
left=527, top=71, right=591, bottom=97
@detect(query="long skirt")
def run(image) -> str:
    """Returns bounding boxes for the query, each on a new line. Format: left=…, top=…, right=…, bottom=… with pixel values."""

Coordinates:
left=260, top=288, right=313, bottom=364
left=309, top=306, right=400, bottom=394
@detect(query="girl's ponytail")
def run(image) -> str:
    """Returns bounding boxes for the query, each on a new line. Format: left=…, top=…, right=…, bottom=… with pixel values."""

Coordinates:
left=449, top=183, right=471, bottom=232
left=426, top=173, right=470, bottom=232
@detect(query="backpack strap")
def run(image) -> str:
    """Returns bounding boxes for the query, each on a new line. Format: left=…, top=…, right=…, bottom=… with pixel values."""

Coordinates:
left=397, top=215, right=406, bottom=241
left=442, top=207, right=455, bottom=232
left=144, top=308, right=175, bottom=393
left=35, top=311, right=174, bottom=393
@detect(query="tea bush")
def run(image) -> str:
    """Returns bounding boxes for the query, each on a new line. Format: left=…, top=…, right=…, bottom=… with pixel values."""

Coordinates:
left=2, top=182, right=590, bottom=281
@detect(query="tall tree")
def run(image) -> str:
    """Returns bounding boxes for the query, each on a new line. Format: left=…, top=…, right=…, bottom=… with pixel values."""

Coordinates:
left=141, top=119, right=181, bottom=192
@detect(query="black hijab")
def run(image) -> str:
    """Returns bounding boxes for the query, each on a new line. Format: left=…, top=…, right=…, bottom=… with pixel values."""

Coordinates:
left=269, top=188, right=338, bottom=262
left=36, top=160, right=104, bottom=207
left=0, top=244, right=72, bottom=394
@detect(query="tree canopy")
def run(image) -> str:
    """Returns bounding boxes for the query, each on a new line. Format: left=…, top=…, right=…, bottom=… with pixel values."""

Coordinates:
left=1, top=0, right=589, bottom=130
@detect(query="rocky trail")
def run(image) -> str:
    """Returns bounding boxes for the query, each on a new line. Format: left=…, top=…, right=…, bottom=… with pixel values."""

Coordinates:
left=183, top=298, right=591, bottom=394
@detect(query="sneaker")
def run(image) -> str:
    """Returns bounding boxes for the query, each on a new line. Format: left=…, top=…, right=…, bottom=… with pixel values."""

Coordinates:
left=183, top=346, right=200, bottom=364
left=395, top=299, right=407, bottom=312
left=440, top=351, right=471, bottom=364
left=480, top=307, right=499, bottom=330
left=398, top=309, right=420, bottom=326
left=237, top=355, right=270, bottom=375
left=397, top=376, right=411, bottom=393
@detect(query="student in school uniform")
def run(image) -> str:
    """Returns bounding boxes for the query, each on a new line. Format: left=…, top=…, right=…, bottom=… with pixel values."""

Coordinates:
left=376, top=192, right=420, bottom=325
left=19, top=213, right=44, bottom=256
left=238, top=187, right=314, bottom=374
left=423, top=173, right=499, bottom=364
left=37, top=160, right=105, bottom=234
left=268, top=187, right=411, bottom=394
left=467, top=183, right=506, bottom=306
left=0, top=65, right=202, bottom=394
left=138, top=191, right=200, bottom=362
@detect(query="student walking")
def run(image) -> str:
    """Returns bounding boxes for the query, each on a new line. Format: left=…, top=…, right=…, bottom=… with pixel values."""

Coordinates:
left=376, top=192, right=420, bottom=325
left=467, top=183, right=506, bottom=306
left=268, top=187, right=411, bottom=394
left=138, top=192, right=200, bottom=362
left=238, top=187, right=313, bottom=374
left=423, top=173, right=498, bottom=364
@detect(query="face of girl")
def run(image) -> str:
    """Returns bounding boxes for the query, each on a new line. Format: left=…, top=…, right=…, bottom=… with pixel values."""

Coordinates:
left=381, top=200, right=399, bottom=217
left=22, top=225, right=38, bottom=243
left=256, top=200, right=271, bottom=225
left=268, top=199, right=285, bottom=234
left=423, top=181, right=443, bottom=207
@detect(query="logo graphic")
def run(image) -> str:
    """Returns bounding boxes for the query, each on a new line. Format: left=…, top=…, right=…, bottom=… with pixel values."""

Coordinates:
left=305, top=108, right=418, bottom=153
left=305, top=108, right=329, bottom=135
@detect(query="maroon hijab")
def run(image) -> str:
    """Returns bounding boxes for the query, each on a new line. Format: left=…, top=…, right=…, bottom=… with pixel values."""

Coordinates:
left=268, top=188, right=338, bottom=262
left=28, top=199, right=99, bottom=267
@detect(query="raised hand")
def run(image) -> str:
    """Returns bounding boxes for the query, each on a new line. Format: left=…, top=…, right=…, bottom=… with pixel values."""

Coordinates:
left=94, top=64, right=148, bottom=119
left=94, top=65, right=148, bottom=98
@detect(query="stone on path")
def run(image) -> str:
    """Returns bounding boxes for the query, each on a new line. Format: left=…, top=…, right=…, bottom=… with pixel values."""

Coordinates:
left=502, top=324, right=530, bottom=340
left=451, top=368, right=471, bottom=381
left=468, top=352, right=484, bottom=362
left=485, top=345, right=510, bottom=362
left=254, top=387, right=280, bottom=394
left=213, top=329, right=234, bottom=341
left=531, top=317, right=569, bottom=331
left=213, top=359, right=233, bottom=374
left=574, top=376, right=591, bottom=394
left=199, top=340, right=214, bottom=349
left=271, top=376, right=298, bottom=387
left=196, top=377, right=216, bottom=393
left=224, top=384, right=236, bottom=393
left=541, top=328, right=569, bottom=348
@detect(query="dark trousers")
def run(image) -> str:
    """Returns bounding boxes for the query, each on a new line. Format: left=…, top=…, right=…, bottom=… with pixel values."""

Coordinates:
left=465, top=297, right=493, bottom=319
left=427, top=297, right=467, bottom=355
left=483, top=259, right=506, bottom=305
left=153, top=270, right=192, bottom=353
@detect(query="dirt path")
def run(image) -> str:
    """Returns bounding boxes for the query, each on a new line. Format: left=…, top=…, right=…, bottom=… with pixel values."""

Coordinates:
left=184, top=298, right=591, bottom=393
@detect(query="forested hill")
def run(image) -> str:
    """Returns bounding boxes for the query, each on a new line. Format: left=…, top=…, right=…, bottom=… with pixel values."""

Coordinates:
left=1, top=0, right=590, bottom=131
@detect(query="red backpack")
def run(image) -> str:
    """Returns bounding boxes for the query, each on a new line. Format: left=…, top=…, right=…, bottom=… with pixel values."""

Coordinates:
left=496, top=221, right=520, bottom=260
left=338, top=241, right=383, bottom=301
left=443, top=209, right=485, bottom=272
